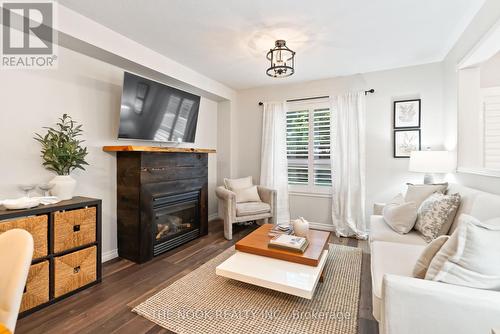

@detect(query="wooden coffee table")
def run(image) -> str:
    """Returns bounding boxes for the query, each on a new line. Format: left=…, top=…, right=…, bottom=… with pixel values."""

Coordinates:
left=216, top=224, right=331, bottom=299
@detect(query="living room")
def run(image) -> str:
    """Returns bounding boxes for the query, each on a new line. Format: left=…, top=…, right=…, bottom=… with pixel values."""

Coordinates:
left=0, top=1, right=499, bottom=334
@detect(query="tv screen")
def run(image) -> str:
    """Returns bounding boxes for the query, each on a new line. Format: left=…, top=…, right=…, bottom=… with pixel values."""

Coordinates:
left=118, top=72, right=201, bottom=143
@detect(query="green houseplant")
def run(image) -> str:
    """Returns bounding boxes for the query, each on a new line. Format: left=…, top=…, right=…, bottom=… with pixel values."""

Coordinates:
left=34, top=114, right=89, bottom=200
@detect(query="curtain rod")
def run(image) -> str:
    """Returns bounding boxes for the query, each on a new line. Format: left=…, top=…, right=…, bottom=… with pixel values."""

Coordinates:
left=258, top=89, right=375, bottom=105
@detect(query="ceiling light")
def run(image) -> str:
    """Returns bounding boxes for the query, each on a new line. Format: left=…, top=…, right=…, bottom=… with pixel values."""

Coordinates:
left=266, top=40, right=295, bottom=78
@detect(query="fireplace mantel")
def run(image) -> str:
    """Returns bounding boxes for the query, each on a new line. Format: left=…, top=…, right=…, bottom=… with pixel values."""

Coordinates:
left=102, top=145, right=216, bottom=153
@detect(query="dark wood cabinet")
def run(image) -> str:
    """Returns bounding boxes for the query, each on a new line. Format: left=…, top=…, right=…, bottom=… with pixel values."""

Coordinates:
left=0, top=197, right=102, bottom=317
left=115, top=151, right=209, bottom=263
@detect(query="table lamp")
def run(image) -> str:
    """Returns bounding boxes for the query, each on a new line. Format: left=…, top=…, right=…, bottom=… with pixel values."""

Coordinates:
left=409, top=151, right=455, bottom=184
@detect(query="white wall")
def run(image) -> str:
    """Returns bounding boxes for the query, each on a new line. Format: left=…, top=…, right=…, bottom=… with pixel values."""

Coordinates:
left=443, top=0, right=500, bottom=194
left=0, top=47, right=219, bottom=260
left=234, top=62, right=445, bottom=227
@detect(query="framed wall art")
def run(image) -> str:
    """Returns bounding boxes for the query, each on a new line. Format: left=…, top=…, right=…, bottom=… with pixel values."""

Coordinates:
left=394, top=129, right=421, bottom=158
left=394, top=99, right=421, bottom=129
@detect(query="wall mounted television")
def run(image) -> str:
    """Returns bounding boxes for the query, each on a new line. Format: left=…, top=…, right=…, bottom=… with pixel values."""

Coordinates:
left=118, top=72, right=201, bottom=143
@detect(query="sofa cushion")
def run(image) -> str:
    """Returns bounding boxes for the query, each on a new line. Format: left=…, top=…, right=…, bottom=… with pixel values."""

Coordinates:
left=236, top=202, right=271, bottom=217
left=446, top=183, right=500, bottom=233
left=382, top=194, right=418, bottom=234
left=415, top=193, right=461, bottom=242
left=405, top=183, right=448, bottom=208
left=425, top=214, right=500, bottom=290
left=370, top=215, right=426, bottom=245
left=413, top=235, right=449, bottom=279
left=371, top=241, right=425, bottom=320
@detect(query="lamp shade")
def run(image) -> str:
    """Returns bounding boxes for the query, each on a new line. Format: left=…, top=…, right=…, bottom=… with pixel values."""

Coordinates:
left=409, top=151, right=455, bottom=173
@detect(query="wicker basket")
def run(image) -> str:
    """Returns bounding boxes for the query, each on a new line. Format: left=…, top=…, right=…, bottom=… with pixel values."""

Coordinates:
left=0, top=215, right=48, bottom=259
left=53, top=207, right=96, bottom=253
left=20, top=261, right=49, bottom=312
left=54, top=246, right=96, bottom=298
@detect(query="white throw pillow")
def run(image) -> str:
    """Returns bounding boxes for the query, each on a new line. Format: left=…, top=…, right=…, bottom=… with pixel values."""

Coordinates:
left=382, top=194, right=418, bottom=234
left=413, top=235, right=449, bottom=279
left=405, top=183, right=448, bottom=208
left=224, top=176, right=253, bottom=190
left=415, top=193, right=461, bottom=242
left=425, top=214, right=500, bottom=291
left=234, top=185, right=261, bottom=203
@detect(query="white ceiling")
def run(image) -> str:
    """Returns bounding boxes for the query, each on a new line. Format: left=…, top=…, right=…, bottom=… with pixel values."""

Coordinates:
left=59, top=0, right=485, bottom=90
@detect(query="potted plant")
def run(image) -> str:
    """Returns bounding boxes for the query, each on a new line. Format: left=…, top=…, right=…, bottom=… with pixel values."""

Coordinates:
left=34, top=114, right=89, bottom=200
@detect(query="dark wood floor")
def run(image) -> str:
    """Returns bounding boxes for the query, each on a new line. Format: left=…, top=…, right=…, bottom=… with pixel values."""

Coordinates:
left=17, top=220, right=378, bottom=334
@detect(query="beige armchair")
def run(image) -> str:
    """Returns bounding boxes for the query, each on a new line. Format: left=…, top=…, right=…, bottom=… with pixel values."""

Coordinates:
left=216, top=185, right=276, bottom=240
left=0, top=229, right=34, bottom=333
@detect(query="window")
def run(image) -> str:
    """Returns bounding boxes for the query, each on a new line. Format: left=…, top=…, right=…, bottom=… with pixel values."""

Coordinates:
left=458, top=48, right=500, bottom=176
left=286, top=101, right=333, bottom=193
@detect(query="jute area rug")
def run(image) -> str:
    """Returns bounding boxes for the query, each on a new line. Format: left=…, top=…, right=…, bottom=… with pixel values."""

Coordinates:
left=133, top=244, right=362, bottom=334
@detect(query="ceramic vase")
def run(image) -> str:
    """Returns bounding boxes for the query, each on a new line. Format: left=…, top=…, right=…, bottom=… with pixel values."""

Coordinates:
left=292, top=217, right=310, bottom=238
left=49, top=175, right=77, bottom=200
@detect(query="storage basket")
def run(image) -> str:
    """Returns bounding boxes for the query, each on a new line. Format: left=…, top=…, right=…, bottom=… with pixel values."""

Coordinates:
left=53, top=207, right=96, bottom=253
left=0, top=215, right=48, bottom=259
left=20, top=261, right=49, bottom=312
left=54, top=246, right=96, bottom=298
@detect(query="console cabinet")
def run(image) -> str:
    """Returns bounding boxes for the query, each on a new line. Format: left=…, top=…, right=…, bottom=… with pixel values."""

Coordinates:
left=0, top=197, right=102, bottom=316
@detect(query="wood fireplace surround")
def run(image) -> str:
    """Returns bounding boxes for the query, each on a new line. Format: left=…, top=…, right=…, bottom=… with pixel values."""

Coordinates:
left=103, top=146, right=216, bottom=263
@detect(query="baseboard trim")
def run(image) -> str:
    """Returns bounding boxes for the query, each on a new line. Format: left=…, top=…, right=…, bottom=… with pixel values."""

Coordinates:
left=208, top=213, right=220, bottom=221
left=102, top=249, right=119, bottom=263
left=309, top=222, right=335, bottom=232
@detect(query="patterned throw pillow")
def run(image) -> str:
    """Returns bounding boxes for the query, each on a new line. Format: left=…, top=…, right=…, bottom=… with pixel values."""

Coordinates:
left=415, top=193, right=461, bottom=242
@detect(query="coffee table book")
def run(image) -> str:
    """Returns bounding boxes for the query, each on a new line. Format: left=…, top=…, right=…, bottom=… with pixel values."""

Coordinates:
left=235, top=224, right=330, bottom=266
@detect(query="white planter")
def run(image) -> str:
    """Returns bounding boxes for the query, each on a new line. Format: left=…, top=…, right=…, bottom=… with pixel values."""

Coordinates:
left=49, top=175, right=77, bottom=200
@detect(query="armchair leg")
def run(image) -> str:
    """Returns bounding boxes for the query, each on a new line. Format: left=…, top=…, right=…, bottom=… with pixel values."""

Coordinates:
left=224, top=220, right=233, bottom=240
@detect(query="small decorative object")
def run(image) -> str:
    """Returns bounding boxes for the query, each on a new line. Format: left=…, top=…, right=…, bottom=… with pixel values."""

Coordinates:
left=266, top=40, right=295, bottom=78
left=1, top=197, right=41, bottom=210
left=394, top=99, right=421, bottom=128
left=38, top=183, right=55, bottom=197
left=18, top=184, right=36, bottom=197
left=394, top=129, right=421, bottom=158
left=34, top=114, right=89, bottom=200
left=292, top=217, right=310, bottom=238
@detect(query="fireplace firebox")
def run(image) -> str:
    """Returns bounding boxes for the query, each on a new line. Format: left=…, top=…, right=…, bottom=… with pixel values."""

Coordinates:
left=153, top=191, right=200, bottom=256
left=110, top=148, right=211, bottom=263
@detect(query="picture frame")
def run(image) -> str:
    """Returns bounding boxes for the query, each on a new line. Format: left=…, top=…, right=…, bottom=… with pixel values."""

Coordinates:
left=394, top=129, right=421, bottom=158
left=393, top=99, right=421, bottom=129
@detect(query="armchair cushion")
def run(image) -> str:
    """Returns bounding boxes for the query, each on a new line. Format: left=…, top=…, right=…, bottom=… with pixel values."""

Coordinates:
left=234, top=185, right=261, bottom=203
left=224, top=176, right=253, bottom=191
left=236, top=202, right=271, bottom=217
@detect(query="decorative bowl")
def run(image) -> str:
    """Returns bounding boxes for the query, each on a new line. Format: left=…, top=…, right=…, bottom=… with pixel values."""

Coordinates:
left=1, top=197, right=41, bottom=210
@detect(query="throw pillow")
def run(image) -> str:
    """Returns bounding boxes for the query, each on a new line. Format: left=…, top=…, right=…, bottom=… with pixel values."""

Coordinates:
left=234, top=185, right=261, bottom=203
left=405, top=183, right=448, bottom=208
left=224, top=176, right=253, bottom=190
left=413, top=235, right=449, bottom=279
left=382, top=194, right=418, bottom=234
left=414, top=193, right=461, bottom=242
left=425, top=214, right=500, bottom=291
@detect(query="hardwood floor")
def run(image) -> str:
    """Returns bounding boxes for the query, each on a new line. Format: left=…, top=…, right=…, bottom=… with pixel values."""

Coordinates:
left=17, top=220, right=378, bottom=334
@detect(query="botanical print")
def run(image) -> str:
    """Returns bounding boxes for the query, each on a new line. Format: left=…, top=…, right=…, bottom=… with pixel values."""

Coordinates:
left=394, top=130, right=420, bottom=158
left=394, top=99, right=420, bottom=128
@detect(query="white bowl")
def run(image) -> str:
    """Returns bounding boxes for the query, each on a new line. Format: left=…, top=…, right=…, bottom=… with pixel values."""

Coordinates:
left=1, top=197, right=41, bottom=210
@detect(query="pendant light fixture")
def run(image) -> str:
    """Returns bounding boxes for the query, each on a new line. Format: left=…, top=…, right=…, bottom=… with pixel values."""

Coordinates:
left=266, top=40, right=295, bottom=78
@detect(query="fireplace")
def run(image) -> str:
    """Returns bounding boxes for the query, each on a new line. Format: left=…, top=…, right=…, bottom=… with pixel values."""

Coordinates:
left=109, top=148, right=212, bottom=263
left=153, top=191, right=200, bottom=256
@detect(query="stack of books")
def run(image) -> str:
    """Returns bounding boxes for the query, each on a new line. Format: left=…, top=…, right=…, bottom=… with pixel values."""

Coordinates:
left=268, top=234, right=309, bottom=253
left=267, top=224, right=294, bottom=237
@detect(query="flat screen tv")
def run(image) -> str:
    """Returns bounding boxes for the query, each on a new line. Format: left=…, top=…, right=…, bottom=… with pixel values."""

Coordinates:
left=118, top=72, right=201, bottom=143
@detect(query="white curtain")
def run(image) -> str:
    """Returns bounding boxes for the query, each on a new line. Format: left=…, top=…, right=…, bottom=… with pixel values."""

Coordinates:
left=260, top=102, right=290, bottom=224
left=331, top=92, right=368, bottom=239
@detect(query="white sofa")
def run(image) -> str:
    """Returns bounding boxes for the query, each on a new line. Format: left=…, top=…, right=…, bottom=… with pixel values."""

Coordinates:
left=370, top=183, right=500, bottom=334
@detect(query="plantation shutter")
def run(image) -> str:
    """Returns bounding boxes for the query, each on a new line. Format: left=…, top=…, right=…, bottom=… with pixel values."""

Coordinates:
left=286, top=110, right=309, bottom=184
left=483, top=93, right=500, bottom=169
left=313, top=108, right=332, bottom=186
